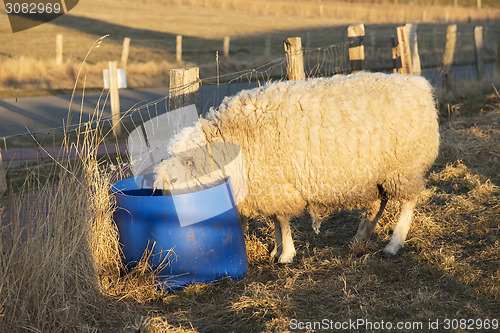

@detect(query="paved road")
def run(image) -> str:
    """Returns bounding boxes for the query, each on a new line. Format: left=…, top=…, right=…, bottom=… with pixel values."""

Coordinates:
left=0, top=87, right=168, bottom=138
left=0, top=82, right=258, bottom=139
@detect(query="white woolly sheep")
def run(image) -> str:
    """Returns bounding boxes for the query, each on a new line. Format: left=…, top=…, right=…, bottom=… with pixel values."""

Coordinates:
left=154, top=72, right=440, bottom=263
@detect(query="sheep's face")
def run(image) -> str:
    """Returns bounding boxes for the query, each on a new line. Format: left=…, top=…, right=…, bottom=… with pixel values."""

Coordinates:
left=153, top=145, right=224, bottom=193
left=153, top=142, right=248, bottom=203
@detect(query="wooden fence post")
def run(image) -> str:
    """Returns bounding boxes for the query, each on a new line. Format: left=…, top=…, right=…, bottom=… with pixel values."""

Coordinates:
left=405, top=23, right=421, bottom=75
left=223, top=36, right=230, bottom=59
left=392, top=26, right=413, bottom=74
left=169, top=67, right=200, bottom=114
left=442, top=24, right=457, bottom=89
left=109, top=61, right=122, bottom=137
left=176, top=35, right=182, bottom=63
left=121, top=37, right=131, bottom=67
left=347, top=24, right=365, bottom=74
left=474, top=26, right=484, bottom=80
left=0, top=147, right=6, bottom=197
left=284, top=37, right=305, bottom=81
left=399, top=26, right=413, bottom=74
left=56, top=34, right=63, bottom=64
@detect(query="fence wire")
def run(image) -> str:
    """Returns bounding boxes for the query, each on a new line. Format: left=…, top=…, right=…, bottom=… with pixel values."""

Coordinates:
left=0, top=24, right=497, bottom=169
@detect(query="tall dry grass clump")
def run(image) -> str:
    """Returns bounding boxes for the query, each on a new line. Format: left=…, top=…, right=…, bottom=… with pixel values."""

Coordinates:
left=0, top=152, right=110, bottom=331
left=0, top=37, right=169, bottom=332
left=0, top=116, right=167, bottom=332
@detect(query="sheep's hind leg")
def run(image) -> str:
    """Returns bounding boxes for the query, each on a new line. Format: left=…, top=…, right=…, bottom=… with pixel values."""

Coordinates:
left=270, top=217, right=282, bottom=260
left=353, top=198, right=388, bottom=241
left=270, top=215, right=296, bottom=264
left=383, top=197, right=418, bottom=257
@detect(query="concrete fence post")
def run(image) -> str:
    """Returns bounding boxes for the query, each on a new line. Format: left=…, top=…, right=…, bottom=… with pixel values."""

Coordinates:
left=264, top=35, right=271, bottom=57
left=223, top=36, right=230, bottom=59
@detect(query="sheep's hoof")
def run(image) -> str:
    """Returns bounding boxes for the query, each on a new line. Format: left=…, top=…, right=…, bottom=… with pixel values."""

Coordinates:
left=270, top=247, right=295, bottom=264
left=353, top=226, right=372, bottom=242
left=351, top=234, right=367, bottom=243
left=277, top=250, right=296, bottom=264
left=382, top=242, right=403, bottom=257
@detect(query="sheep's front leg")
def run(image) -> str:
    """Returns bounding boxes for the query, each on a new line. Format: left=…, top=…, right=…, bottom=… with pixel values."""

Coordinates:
left=353, top=198, right=388, bottom=241
left=270, top=215, right=296, bottom=264
left=383, top=197, right=418, bottom=257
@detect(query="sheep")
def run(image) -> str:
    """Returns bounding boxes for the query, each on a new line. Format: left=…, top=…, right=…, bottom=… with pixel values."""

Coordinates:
left=153, top=72, right=440, bottom=263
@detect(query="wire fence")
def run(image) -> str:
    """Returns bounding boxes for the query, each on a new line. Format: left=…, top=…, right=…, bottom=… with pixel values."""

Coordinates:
left=0, top=47, right=323, bottom=186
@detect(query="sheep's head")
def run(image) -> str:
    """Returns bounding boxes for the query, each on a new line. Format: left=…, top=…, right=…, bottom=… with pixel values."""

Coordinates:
left=154, top=145, right=221, bottom=193
left=153, top=142, right=248, bottom=203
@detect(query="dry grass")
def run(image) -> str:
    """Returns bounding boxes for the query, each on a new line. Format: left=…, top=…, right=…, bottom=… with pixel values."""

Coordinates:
left=439, top=75, right=500, bottom=118
left=128, top=0, right=500, bottom=23
left=0, top=57, right=178, bottom=91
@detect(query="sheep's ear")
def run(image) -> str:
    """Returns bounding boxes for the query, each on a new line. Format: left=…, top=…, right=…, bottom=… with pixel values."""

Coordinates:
left=200, top=120, right=218, bottom=140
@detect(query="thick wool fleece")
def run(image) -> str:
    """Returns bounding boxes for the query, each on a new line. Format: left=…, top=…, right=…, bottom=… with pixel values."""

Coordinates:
left=158, top=72, right=439, bottom=226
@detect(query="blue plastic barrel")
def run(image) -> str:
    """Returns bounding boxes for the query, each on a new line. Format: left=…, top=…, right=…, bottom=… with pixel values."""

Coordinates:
left=111, top=177, right=248, bottom=290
